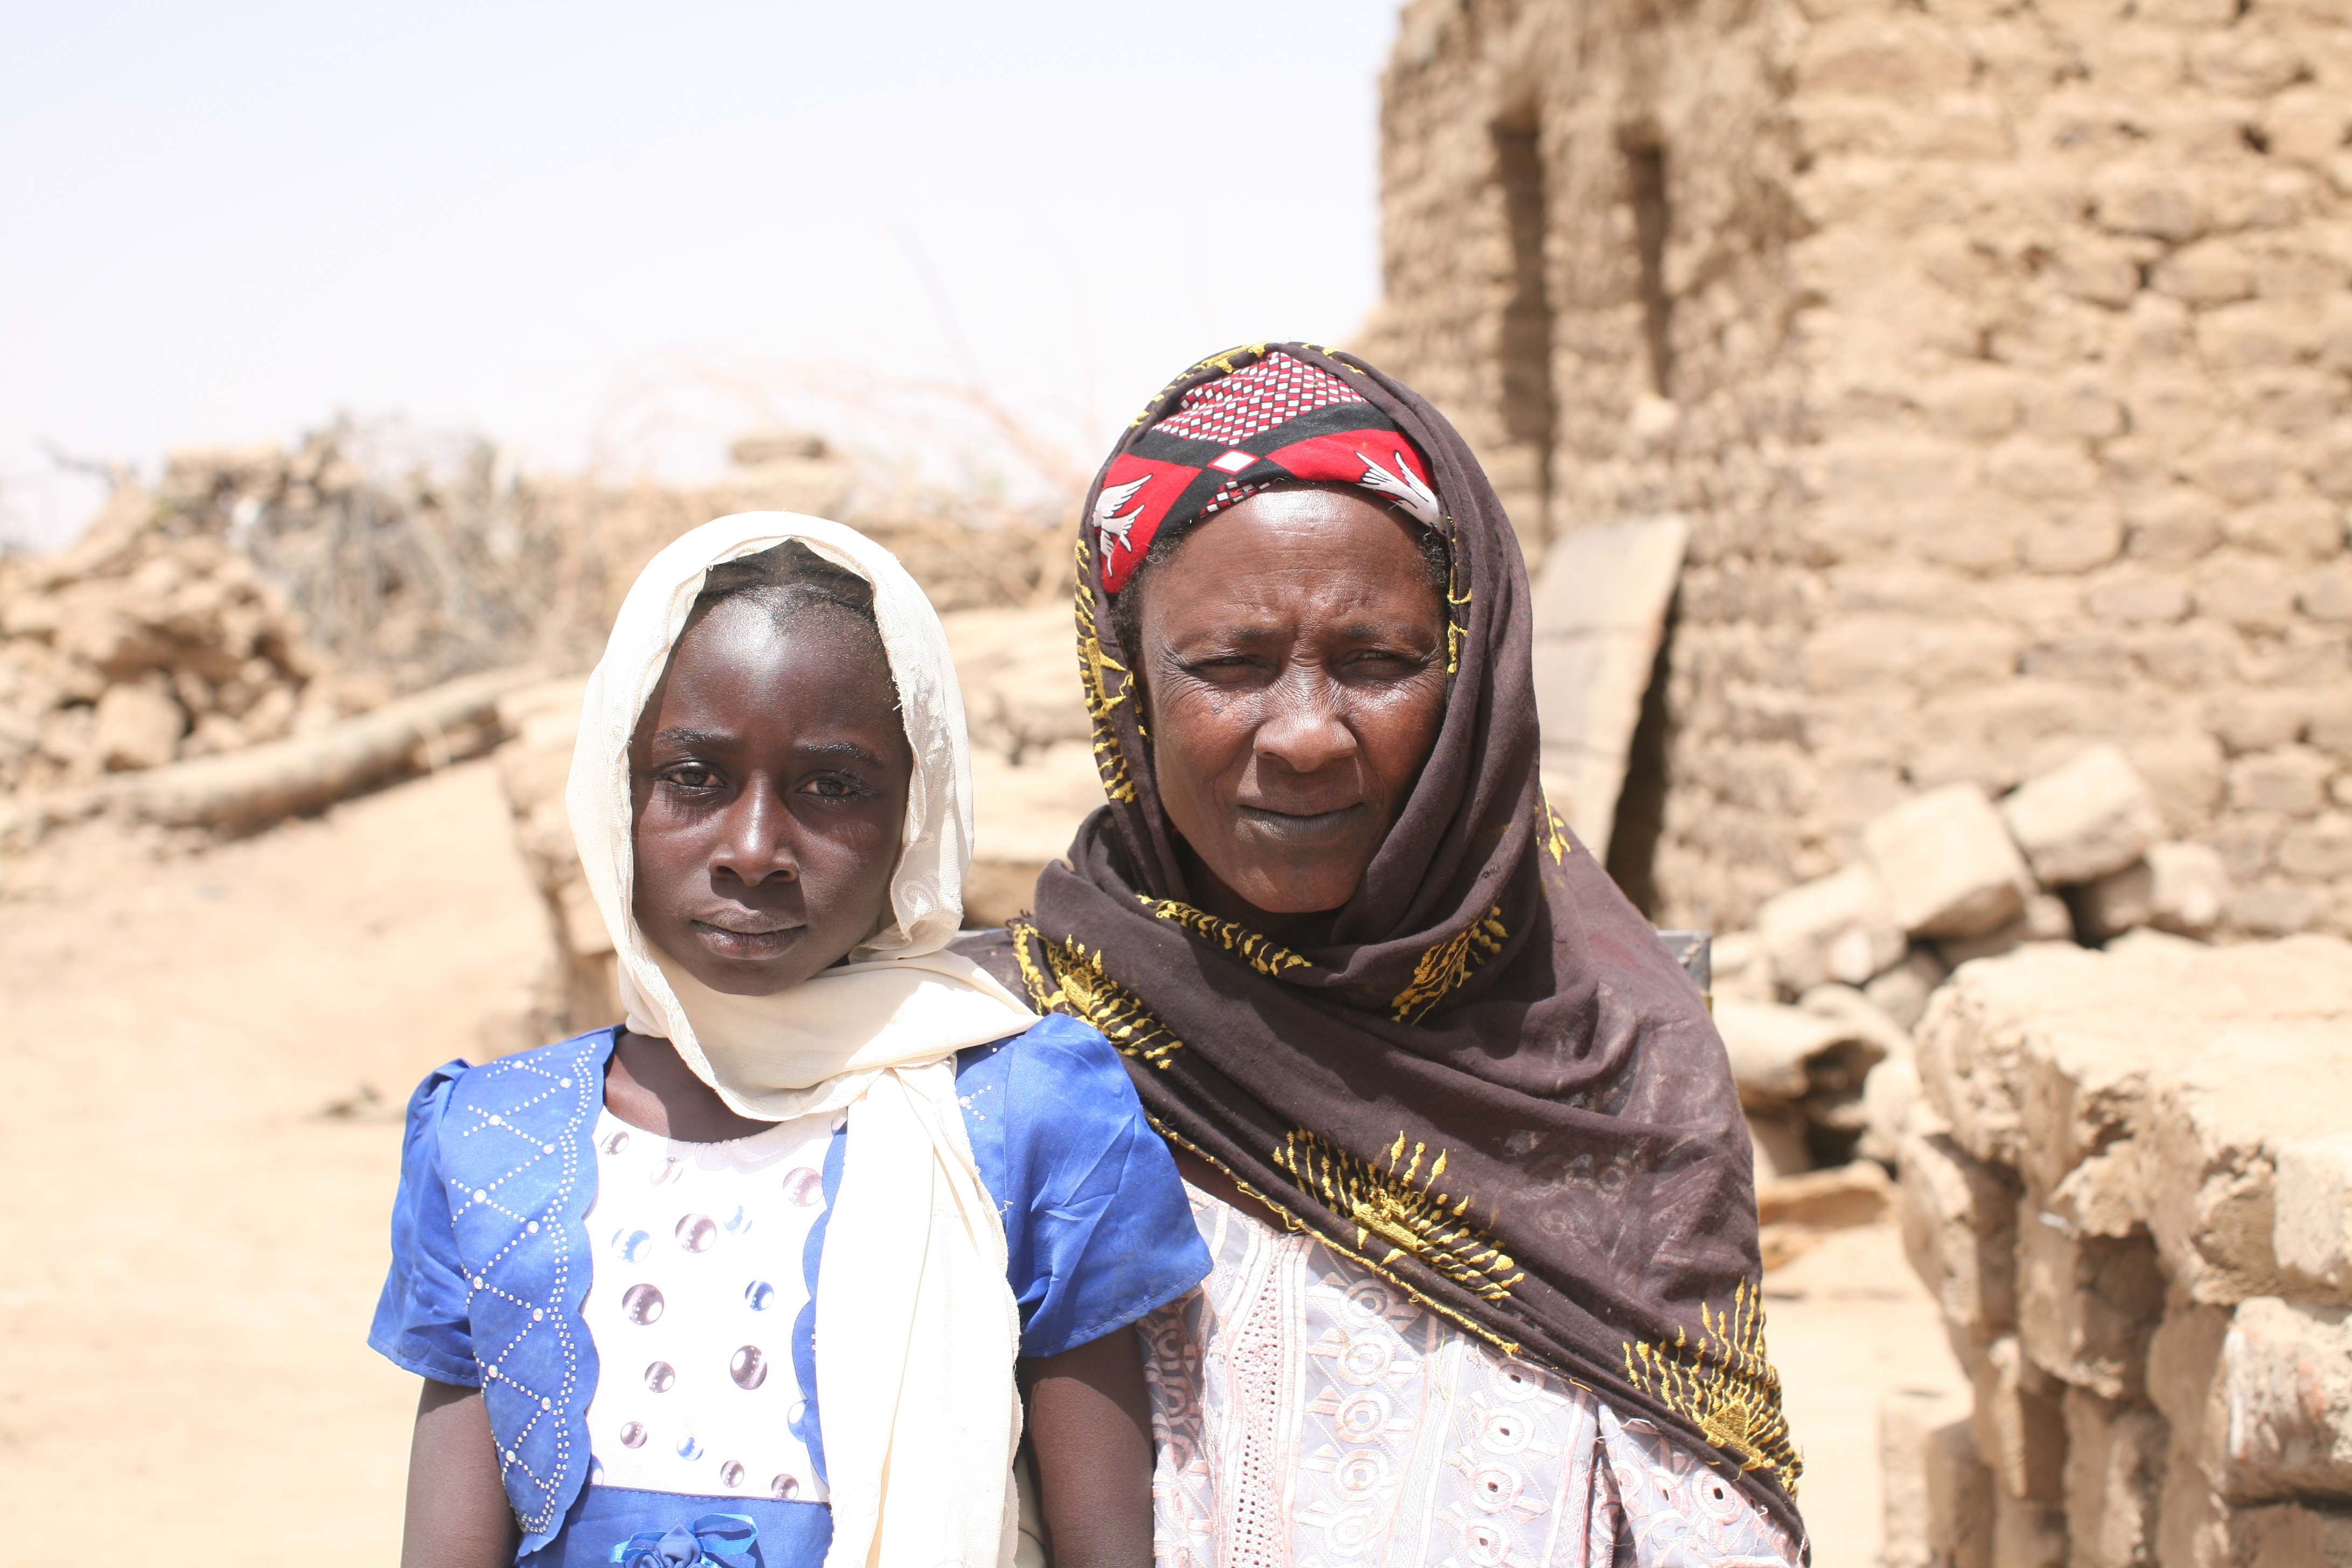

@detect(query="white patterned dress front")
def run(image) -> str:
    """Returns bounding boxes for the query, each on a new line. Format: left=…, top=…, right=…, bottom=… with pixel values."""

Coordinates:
left=1140, top=1183, right=1803, bottom=1568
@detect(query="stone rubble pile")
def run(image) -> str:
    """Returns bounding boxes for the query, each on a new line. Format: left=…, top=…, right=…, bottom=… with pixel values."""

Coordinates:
left=0, top=480, right=345, bottom=793
left=1710, top=744, right=2232, bottom=1182
left=2, top=422, right=1074, bottom=825
left=1883, top=932, right=2352, bottom=1568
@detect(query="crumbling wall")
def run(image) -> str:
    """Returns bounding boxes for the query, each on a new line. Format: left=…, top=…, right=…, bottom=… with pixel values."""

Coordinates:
left=0, top=482, right=340, bottom=792
left=1, top=419, right=1072, bottom=812
left=1360, top=0, right=2352, bottom=942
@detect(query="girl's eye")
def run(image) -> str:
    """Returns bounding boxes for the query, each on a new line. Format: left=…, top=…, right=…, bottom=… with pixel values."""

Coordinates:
left=804, top=775, right=869, bottom=800
left=666, top=763, right=720, bottom=789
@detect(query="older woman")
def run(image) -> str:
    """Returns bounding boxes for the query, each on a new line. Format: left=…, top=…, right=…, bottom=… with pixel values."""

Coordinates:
left=958, top=345, right=1803, bottom=1565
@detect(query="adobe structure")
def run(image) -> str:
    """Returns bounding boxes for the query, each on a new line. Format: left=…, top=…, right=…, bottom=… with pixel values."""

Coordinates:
left=1357, top=0, right=2352, bottom=941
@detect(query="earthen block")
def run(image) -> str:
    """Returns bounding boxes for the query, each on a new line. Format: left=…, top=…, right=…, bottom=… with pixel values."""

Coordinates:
left=1867, top=946, right=1954, bottom=1031
left=2218, top=1297, right=2352, bottom=1503
left=2061, top=1388, right=2167, bottom=1568
left=1758, top=1159, right=1892, bottom=1230
left=1991, top=1492, right=2066, bottom=1568
left=2278, top=815, right=2352, bottom=881
left=1862, top=1054, right=1921, bottom=1167
left=1882, top=1385, right=1980, bottom=1568
left=2016, top=1208, right=2164, bottom=1399
left=1926, top=1416, right=1997, bottom=1568
left=1755, top=862, right=1907, bottom=992
left=2148, top=1002, right=2352, bottom=1303
left=2275, top=1133, right=2352, bottom=1298
left=91, top=679, right=184, bottom=771
left=2077, top=842, right=2227, bottom=943
left=2077, top=859, right=2156, bottom=943
left=2224, top=1499, right=2352, bottom=1567
left=1867, top=784, right=2038, bottom=939
left=1977, top=1334, right=2068, bottom=1502
left=1714, top=998, right=1886, bottom=1108
left=1900, top=1125, right=2021, bottom=1343
left=1937, top=893, right=2076, bottom=968
left=2228, top=746, right=2335, bottom=818
left=2146, top=842, right=2229, bottom=936
left=1999, top=745, right=2163, bottom=887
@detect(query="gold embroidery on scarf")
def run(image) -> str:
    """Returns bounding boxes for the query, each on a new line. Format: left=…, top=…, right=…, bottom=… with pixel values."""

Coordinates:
left=1621, top=1279, right=1803, bottom=1492
left=1538, top=793, right=1571, bottom=865
left=1275, top=1129, right=1525, bottom=1303
left=1139, top=897, right=1312, bottom=979
left=1011, top=922, right=1184, bottom=1067
left=1073, top=541, right=1138, bottom=804
left=1151, top=1116, right=1520, bottom=1353
left=1444, top=557, right=1471, bottom=675
left=1390, top=903, right=1507, bottom=1024
left=1014, top=911, right=1529, bottom=1354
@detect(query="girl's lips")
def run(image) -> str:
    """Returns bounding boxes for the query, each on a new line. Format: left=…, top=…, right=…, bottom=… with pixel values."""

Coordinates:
left=691, top=918, right=806, bottom=959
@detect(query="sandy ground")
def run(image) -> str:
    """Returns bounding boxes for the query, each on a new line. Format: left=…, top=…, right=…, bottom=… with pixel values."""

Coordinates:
left=0, top=759, right=1956, bottom=1565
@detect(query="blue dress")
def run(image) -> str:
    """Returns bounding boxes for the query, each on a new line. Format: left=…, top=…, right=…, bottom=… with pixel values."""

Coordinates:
left=370, top=1015, right=1210, bottom=1568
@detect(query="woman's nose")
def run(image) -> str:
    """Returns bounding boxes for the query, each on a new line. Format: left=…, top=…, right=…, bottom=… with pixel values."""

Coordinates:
left=709, top=788, right=797, bottom=883
left=1253, top=669, right=1357, bottom=775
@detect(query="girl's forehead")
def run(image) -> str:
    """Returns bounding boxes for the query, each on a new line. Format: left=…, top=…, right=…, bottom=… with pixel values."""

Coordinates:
left=647, top=598, right=903, bottom=738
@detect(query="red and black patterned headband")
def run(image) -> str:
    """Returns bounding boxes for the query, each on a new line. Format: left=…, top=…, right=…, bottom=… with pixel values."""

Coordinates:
left=1093, top=351, right=1442, bottom=592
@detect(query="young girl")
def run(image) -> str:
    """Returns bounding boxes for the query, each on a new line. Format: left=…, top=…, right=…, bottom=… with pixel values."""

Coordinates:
left=370, top=516, right=1209, bottom=1568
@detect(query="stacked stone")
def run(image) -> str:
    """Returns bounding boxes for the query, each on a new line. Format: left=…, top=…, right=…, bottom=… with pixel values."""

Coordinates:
left=0, top=479, right=331, bottom=792
left=1714, top=745, right=2239, bottom=1171
left=1890, top=932, right=2352, bottom=1567
left=1361, top=0, right=2352, bottom=944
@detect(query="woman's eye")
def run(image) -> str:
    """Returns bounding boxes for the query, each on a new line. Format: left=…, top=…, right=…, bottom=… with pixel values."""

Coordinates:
left=1349, top=648, right=1426, bottom=673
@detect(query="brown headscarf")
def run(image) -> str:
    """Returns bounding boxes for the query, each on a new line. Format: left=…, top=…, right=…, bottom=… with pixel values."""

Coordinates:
left=964, top=343, right=1801, bottom=1539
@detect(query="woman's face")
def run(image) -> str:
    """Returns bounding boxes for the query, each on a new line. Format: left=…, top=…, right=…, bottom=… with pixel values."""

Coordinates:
left=629, top=594, right=913, bottom=996
left=1134, top=487, right=1448, bottom=926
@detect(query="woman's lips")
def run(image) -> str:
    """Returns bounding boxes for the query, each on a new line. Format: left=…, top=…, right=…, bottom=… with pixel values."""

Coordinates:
left=1233, top=801, right=1369, bottom=846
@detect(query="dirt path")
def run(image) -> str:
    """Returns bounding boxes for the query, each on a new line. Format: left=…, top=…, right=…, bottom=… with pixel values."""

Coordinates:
left=0, top=760, right=1953, bottom=1564
left=0, top=759, right=547, bottom=1560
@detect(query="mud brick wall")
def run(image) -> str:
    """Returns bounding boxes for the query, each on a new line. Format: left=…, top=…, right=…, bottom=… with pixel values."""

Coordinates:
left=1357, top=0, right=2352, bottom=940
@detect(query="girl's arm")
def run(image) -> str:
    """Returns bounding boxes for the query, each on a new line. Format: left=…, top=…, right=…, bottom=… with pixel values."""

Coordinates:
left=402, top=1379, right=520, bottom=1568
left=1023, top=1327, right=1156, bottom=1568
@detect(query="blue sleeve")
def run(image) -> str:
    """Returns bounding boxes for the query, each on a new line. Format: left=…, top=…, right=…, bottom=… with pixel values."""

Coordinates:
left=367, top=1061, right=481, bottom=1387
left=958, top=1016, right=1213, bottom=1361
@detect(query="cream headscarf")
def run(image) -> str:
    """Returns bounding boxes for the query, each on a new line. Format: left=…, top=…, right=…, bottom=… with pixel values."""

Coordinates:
left=565, top=513, right=1040, bottom=1568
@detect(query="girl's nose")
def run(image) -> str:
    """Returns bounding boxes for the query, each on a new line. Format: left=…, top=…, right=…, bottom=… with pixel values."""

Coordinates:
left=710, top=787, right=797, bottom=884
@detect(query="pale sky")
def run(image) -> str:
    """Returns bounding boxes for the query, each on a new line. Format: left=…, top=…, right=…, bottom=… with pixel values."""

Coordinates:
left=1, top=1, right=1399, bottom=546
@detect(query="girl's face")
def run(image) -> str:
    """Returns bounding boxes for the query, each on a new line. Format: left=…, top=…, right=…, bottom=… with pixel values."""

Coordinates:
left=629, top=593, right=913, bottom=996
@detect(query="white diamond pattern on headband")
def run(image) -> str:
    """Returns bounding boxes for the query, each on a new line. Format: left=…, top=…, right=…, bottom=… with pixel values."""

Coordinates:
left=1154, top=352, right=1366, bottom=448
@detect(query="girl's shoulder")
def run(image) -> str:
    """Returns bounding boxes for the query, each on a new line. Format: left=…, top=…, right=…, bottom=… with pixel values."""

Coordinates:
left=955, top=1013, right=1136, bottom=1116
left=407, top=1027, right=620, bottom=1118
